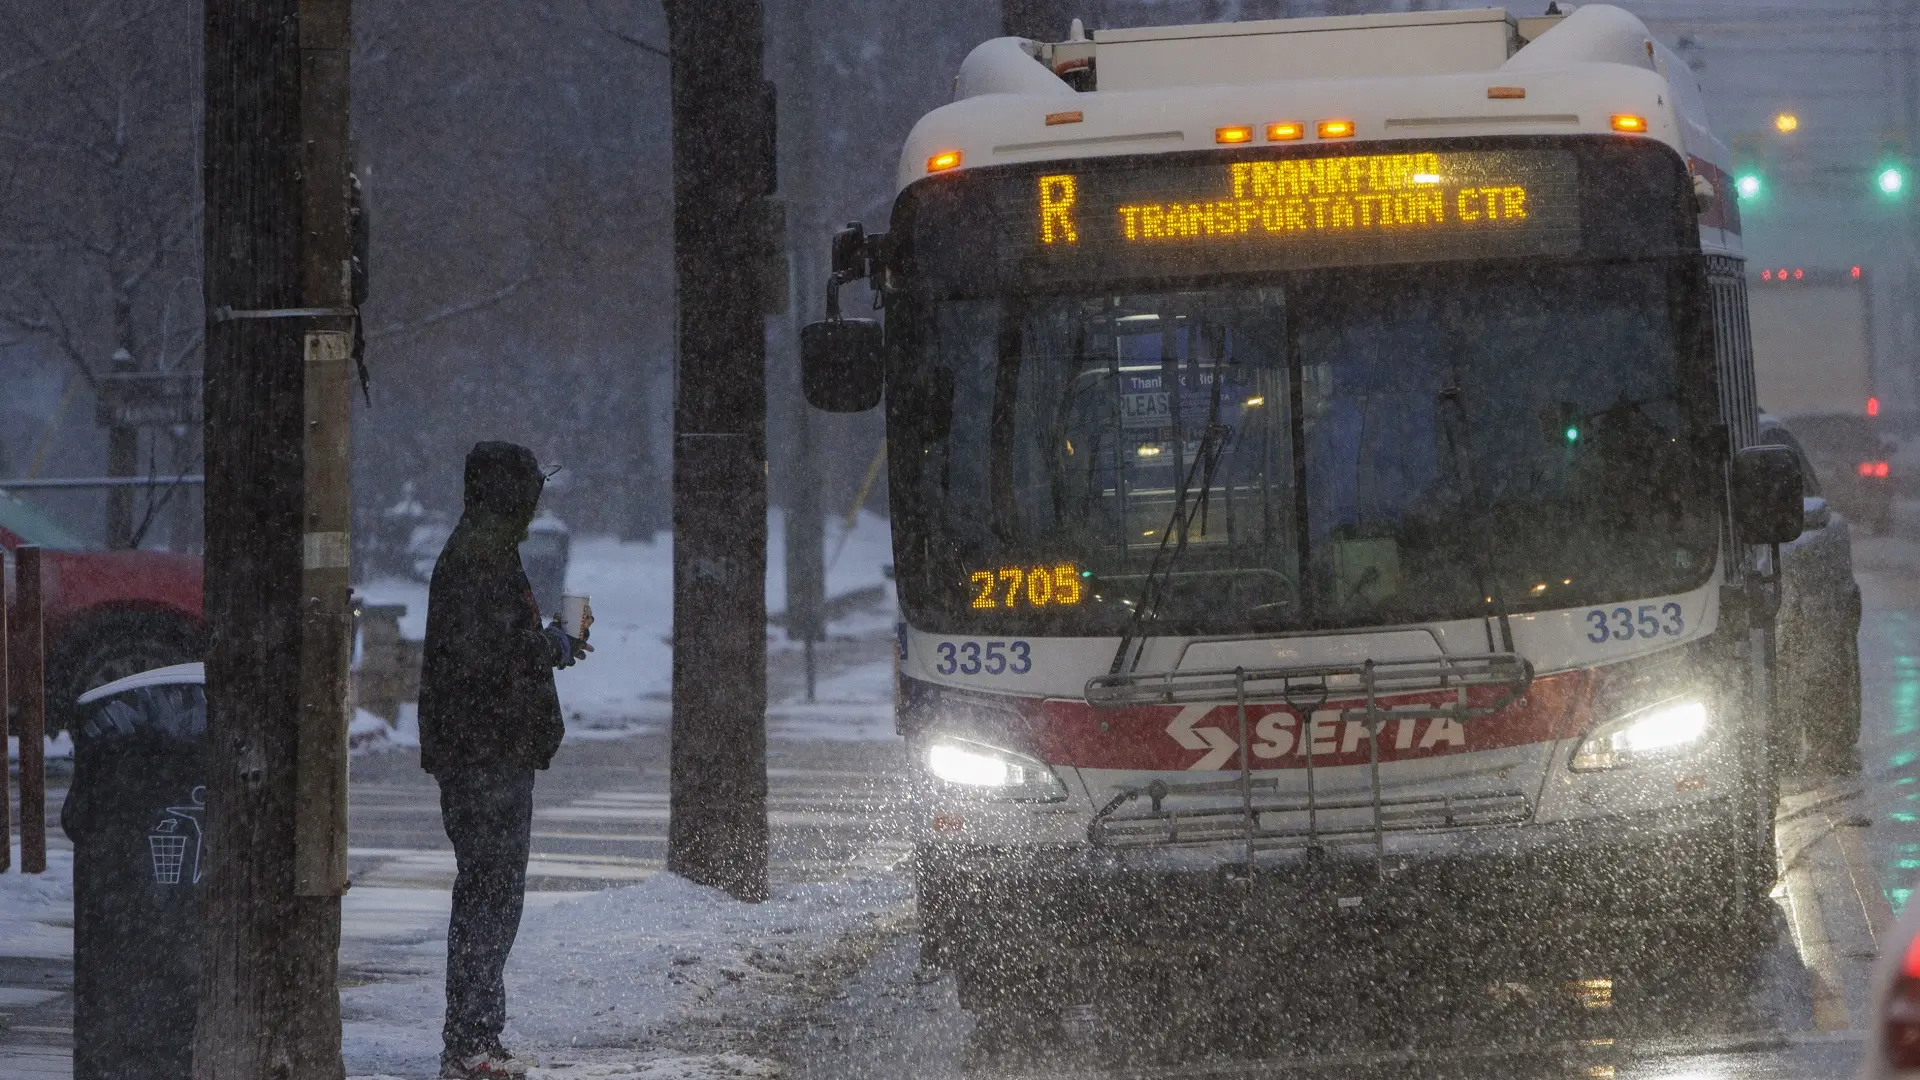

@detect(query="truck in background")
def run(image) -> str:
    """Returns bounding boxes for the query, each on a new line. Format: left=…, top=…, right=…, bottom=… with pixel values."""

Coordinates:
left=1747, top=265, right=1892, bottom=532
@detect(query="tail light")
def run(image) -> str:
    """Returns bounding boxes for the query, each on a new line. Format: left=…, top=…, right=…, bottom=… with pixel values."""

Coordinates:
left=1888, top=934, right=1920, bottom=1067
left=1859, top=461, right=1891, bottom=478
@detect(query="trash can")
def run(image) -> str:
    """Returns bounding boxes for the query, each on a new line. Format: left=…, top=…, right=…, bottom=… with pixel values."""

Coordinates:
left=62, top=662, right=208, bottom=1080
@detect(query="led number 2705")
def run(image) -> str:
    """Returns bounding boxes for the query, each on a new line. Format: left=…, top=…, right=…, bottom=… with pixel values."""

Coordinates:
left=935, top=640, right=1033, bottom=676
left=1585, top=603, right=1684, bottom=644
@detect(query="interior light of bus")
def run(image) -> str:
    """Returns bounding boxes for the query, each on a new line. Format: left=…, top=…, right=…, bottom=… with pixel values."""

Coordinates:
left=1137, top=445, right=1163, bottom=456
left=1265, top=122, right=1304, bottom=142
left=926, top=150, right=963, bottom=173
left=1317, top=119, right=1356, bottom=139
left=1870, top=396, right=1883, bottom=416
left=1215, top=125, right=1254, bottom=144
left=1610, top=114, right=1648, bottom=133
left=1245, top=396, right=1265, bottom=406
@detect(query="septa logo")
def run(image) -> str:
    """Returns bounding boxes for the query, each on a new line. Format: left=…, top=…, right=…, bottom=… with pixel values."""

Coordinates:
left=1166, top=705, right=1238, bottom=770
left=1165, top=706, right=1468, bottom=771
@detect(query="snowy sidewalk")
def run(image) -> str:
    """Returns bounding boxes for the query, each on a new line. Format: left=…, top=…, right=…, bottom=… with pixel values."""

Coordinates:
left=0, top=851, right=910, bottom=1080
left=340, top=870, right=910, bottom=1079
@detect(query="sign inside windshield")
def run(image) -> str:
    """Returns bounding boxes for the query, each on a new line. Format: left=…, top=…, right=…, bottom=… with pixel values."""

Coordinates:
left=1028, top=149, right=1577, bottom=268
left=900, top=143, right=1608, bottom=293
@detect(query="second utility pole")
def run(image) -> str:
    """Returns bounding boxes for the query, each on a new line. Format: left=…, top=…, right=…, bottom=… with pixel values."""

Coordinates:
left=665, top=0, right=773, bottom=901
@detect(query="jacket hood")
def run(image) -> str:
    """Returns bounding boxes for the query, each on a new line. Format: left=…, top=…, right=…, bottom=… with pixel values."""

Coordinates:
left=461, top=441, right=545, bottom=529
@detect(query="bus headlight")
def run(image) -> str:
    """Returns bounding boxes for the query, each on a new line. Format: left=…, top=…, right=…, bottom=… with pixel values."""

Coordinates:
left=1570, top=698, right=1710, bottom=771
left=923, top=736, right=1069, bottom=802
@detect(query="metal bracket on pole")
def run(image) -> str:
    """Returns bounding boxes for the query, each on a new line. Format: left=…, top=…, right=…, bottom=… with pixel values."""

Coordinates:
left=211, top=305, right=356, bottom=322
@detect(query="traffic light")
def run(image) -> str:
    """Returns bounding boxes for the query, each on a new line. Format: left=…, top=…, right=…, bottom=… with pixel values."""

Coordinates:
left=1879, top=135, right=1909, bottom=199
left=1730, top=133, right=1764, bottom=203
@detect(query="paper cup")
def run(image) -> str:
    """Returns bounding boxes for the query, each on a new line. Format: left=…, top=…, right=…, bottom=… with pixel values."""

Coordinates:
left=560, top=594, right=590, bottom=638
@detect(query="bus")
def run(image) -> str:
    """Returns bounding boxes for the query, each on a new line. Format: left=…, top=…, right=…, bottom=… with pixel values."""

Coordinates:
left=801, top=3, right=1808, bottom=1016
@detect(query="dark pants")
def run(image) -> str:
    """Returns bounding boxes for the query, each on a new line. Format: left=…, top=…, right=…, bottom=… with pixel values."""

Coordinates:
left=437, top=765, right=535, bottom=1055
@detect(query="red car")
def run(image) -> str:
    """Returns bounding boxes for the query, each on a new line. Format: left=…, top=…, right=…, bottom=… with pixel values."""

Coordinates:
left=2, top=490, right=203, bottom=731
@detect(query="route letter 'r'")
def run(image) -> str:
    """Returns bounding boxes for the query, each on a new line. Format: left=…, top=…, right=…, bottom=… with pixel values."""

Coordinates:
left=1040, top=174, right=1079, bottom=244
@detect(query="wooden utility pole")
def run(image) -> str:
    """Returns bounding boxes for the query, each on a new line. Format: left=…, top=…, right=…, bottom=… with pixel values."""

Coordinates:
left=198, top=0, right=354, bottom=1075
left=665, top=0, right=773, bottom=902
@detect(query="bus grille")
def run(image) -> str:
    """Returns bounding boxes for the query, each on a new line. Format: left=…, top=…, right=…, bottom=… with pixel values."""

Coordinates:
left=1084, top=653, right=1534, bottom=866
left=1090, top=781, right=1533, bottom=850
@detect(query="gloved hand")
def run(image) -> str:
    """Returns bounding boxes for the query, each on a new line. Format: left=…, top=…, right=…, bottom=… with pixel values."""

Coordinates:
left=544, top=624, right=580, bottom=668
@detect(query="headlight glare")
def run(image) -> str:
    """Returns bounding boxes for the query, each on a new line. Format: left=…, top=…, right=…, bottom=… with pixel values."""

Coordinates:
left=928, top=743, right=1017, bottom=787
left=921, top=736, right=1068, bottom=802
left=1570, top=698, right=1710, bottom=771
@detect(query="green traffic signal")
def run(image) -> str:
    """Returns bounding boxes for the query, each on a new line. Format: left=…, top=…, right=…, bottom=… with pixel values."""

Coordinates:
left=1880, top=165, right=1907, bottom=196
left=1735, top=172, right=1762, bottom=200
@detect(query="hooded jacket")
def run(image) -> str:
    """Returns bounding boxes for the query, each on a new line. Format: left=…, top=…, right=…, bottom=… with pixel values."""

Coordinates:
left=417, top=442, right=565, bottom=773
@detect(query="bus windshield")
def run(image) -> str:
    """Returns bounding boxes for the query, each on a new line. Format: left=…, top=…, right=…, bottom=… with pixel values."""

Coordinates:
left=886, top=259, right=1719, bottom=636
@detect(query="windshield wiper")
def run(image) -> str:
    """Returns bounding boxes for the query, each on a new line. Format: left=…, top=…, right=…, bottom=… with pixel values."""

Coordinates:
left=1437, top=383, right=1515, bottom=653
left=1109, top=352, right=1232, bottom=675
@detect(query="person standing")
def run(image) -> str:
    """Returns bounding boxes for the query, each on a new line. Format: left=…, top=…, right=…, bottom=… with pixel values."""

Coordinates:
left=418, top=442, right=591, bottom=1080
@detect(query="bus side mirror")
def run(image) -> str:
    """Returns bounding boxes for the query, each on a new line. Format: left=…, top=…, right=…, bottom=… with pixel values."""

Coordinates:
left=802, top=318, right=883, bottom=412
left=1733, top=445, right=1805, bottom=544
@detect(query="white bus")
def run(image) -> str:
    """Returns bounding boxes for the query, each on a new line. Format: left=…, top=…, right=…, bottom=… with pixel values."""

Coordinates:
left=802, top=4, right=1807, bottom=1016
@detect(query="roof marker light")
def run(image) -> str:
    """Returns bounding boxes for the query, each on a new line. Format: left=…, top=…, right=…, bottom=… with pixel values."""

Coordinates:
left=926, top=150, right=963, bottom=173
left=1265, top=121, right=1304, bottom=142
left=1611, top=114, right=1649, bottom=133
left=1317, top=119, right=1356, bottom=139
left=1488, top=86, right=1527, bottom=100
left=1215, top=125, right=1254, bottom=144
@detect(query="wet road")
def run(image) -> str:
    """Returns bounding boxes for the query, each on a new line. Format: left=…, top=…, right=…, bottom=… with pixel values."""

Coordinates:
left=773, top=533, right=1920, bottom=1080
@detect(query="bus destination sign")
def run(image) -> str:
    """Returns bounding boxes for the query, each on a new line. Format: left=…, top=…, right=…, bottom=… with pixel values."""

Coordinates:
left=997, top=148, right=1581, bottom=278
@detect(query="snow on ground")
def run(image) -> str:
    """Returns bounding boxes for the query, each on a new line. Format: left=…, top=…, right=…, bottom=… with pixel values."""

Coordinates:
left=0, top=847, right=73, bottom=961
left=340, top=869, right=909, bottom=1078
left=766, top=659, right=896, bottom=742
left=350, top=705, right=420, bottom=755
left=7, top=733, right=73, bottom=763
left=356, top=510, right=900, bottom=741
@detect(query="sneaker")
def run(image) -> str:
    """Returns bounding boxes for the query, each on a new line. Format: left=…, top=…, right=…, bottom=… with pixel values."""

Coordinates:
left=481, top=1039, right=531, bottom=1077
left=439, top=1049, right=513, bottom=1080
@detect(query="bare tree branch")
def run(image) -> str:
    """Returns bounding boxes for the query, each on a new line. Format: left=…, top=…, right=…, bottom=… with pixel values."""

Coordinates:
left=582, top=0, right=670, bottom=59
left=367, top=276, right=537, bottom=344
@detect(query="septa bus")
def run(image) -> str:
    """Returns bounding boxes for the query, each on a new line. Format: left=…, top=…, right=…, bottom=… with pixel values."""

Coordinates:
left=802, top=4, right=1807, bottom=1013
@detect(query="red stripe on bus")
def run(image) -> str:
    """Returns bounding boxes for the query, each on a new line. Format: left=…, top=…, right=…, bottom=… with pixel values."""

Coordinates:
left=1029, top=669, right=1596, bottom=772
